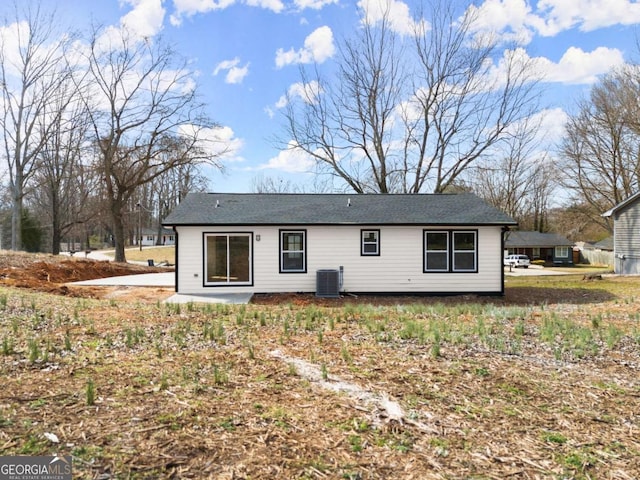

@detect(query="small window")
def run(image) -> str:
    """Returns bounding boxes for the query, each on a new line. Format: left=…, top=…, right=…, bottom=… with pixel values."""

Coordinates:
left=280, top=230, right=306, bottom=273
left=555, top=246, right=569, bottom=258
left=453, top=231, right=476, bottom=272
left=424, top=231, right=449, bottom=272
left=361, top=229, right=380, bottom=256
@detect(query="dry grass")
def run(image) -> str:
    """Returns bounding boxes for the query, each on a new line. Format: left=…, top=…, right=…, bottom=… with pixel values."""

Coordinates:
left=0, top=252, right=638, bottom=479
left=99, top=246, right=175, bottom=264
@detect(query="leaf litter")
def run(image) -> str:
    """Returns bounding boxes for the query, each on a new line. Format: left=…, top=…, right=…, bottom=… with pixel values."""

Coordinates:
left=0, top=251, right=638, bottom=479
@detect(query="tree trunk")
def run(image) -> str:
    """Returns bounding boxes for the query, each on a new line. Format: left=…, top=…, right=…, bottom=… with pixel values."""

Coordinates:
left=110, top=198, right=127, bottom=263
left=51, top=190, right=60, bottom=255
left=51, top=225, right=61, bottom=255
left=11, top=181, right=22, bottom=251
left=112, top=214, right=126, bottom=262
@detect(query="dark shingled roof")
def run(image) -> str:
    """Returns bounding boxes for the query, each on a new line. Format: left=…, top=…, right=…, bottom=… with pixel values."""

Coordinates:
left=163, top=193, right=517, bottom=226
left=505, top=231, right=573, bottom=248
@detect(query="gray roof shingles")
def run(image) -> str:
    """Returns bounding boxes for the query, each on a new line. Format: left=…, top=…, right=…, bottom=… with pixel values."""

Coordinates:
left=505, top=231, right=572, bottom=247
left=163, top=193, right=517, bottom=226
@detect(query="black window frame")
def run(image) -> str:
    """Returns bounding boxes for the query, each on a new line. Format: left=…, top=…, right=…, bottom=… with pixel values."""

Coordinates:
left=360, top=229, right=380, bottom=256
left=423, top=229, right=478, bottom=273
left=202, top=232, right=254, bottom=287
left=279, top=229, right=307, bottom=273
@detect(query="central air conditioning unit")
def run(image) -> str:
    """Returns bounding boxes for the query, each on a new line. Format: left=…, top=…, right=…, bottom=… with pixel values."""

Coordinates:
left=316, top=269, right=340, bottom=298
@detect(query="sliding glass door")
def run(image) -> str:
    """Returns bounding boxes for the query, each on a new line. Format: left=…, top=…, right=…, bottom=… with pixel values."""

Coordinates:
left=205, top=233, right=252, bottom=285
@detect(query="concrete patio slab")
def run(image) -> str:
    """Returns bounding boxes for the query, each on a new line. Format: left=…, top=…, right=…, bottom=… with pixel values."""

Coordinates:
left=164, top=293, right=254, bottom=304
left=71, top=272, right=175, bottom=287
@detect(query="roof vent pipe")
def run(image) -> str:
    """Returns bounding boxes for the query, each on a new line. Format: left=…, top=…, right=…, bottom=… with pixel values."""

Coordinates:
left=215, top=200, right=220, bottom=208
left=347, top=198, right=351, bottom=207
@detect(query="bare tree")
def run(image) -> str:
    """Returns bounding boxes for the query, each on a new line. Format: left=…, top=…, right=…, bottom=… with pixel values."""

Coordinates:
left=521, top=160, right=555, bottom=232
left=31, top=76, right=95, bottom=254
left=469, top=116, right=555, bottom=228
left=251, top=175, right=301, bottom=193
left=281, top=1, right=541, bottom=193
left=250, top=173, right=333, bottom=193
left=152, top=162, right=209, bottom=244
left=560, top=66, right=640, bottom=232
left=79, top=26, right=225, bottom=262
left=0, top=2, right=73, bottom=250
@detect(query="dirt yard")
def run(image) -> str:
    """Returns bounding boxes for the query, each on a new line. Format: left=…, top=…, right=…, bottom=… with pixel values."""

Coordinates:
left=0, top=251, right=173, bottom=299
left=0, top=251, right=638, bottom=479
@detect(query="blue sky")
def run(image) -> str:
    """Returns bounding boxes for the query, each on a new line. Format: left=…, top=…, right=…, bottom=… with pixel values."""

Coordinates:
left=4, top=0, right=640, bottom=192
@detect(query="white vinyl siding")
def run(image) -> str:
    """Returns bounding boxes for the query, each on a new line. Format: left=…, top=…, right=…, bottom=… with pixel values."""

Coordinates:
left=613, top=203, right=640, bottom=274
left=174, top=225, right=504, bottom=294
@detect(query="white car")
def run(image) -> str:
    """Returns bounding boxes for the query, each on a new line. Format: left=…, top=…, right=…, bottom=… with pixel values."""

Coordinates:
left=504, top=254, right=530, bottom=268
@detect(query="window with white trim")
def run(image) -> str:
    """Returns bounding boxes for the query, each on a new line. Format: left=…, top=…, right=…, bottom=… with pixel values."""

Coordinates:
left=280, top=230, right=306, bottom=273
left=453, top=231, right=477, bottom=271
left=424, top=230, right=478, bottom=273
left=361, top=229, right=380, bottom=256
left=424, top=231, right=449, bottom=272
left=555, top=246, right=569, bottom=258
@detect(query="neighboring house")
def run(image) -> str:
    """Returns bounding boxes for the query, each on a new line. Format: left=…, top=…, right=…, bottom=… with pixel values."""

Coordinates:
left=602, top=193, right=640, bottom=274
left=504, top=231, right=574, bottom=265
left=162, top=193, right=517, bottom=297
left=136, top=228, right=176, bottom=247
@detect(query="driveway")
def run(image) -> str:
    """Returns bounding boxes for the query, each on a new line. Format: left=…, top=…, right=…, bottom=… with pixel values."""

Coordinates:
left=504, top=265, right=569, bottom=276
left=72, top=272, right=176, bottom=287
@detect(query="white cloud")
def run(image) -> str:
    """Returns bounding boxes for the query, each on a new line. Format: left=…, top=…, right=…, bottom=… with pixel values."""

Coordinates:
left=536, top=0, right=640, bottom=35
left=535, top=46, right=625, bottom=84
left=357, top=0, right=426, bottom=36
left=467, top=0, right=537, bottom=45
left=294, top=0, right=338, bottom=9
left=170, top=0, right=236, bottom=25
left=170, top=0, right=283, bottom=26
left=120, top=0, right=166, bottom=38
left=467, top=0, right=640, bottom=45
left=93, top=0, right=166, bottom=53
left=214, top=57, right=250, bottom=84
left=226, top=64, right=250, bottom=83
left=178, top=124, right=244, bottom=160
left=259, top=141, right=316, bottom=172
left=264, top=106, right=275, bottom=119
left=0, top=22, right=29, bottom=78
left=245, top=0, right=284, bottom=13
left=480, top=46, right=625, bottom=88
left=275, top=80, right=322, bottom=108
left=275, top=26, right=335, bottom=68
left=531, top=107, right=569, bottom=145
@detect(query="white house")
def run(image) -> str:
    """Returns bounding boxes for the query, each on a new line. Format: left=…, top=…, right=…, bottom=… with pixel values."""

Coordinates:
left=602, top=192, right=640, bottom=274
left=137, top=228, right=176, bottom=247
left=162, top=193, right=517, bottom=296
